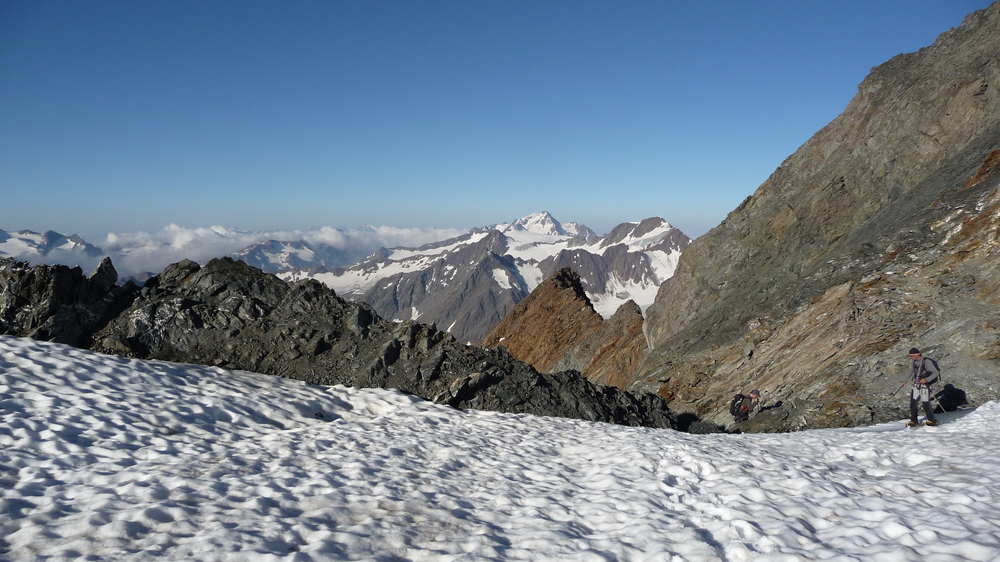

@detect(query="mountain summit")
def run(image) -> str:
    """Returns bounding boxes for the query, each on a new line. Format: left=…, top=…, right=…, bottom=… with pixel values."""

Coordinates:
left=504, top=211, right=567, bottom=236
left=0, top=229, right=104, bottom=268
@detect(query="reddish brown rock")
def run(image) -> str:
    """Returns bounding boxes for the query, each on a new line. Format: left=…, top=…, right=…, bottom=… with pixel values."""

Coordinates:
left=479, top=268, right=604, bottom=374
left=481, top=268, right=651, bottom=390
left=551, top=300, right=647, bottom=388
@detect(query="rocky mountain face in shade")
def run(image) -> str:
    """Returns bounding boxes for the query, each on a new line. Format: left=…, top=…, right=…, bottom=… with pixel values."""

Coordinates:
left=0, top=256, right=678, bottom=429
left=0, top=257, right=138, bottom=347
left=282, top=212, right=690, bottom=344
left=634, top=2, right=1000, bottom=429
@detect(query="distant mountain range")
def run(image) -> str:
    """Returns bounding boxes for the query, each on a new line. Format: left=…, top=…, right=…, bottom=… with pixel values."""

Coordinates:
left=0, top=225, right=458, bottom=282
left=228, top=231, right=388, bottom=273
left=280, top=211, right=691, bottom=343
left=1, top=212, right=691, bottom=343
left=0, top=229, right=104, bottom=263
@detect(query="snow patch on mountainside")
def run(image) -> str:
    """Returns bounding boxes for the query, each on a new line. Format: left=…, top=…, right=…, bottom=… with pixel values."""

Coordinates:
left=282, top=230, right=495, bottom=297
left=493, top=268, right=513, bottom=290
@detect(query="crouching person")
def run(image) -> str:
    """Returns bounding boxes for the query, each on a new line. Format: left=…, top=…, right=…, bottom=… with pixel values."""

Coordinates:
left=730, top=389, right=760, bottom=422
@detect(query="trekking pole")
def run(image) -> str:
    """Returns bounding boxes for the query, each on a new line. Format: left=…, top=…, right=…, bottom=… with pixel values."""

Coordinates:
left=890, top=381, right=907, bottom=397
left=931, top=387, right=948, bottom=414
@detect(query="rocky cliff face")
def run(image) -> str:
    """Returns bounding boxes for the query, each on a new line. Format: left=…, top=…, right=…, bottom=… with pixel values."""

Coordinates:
left=635, top=2, right=1000, bottom=429
left=480, top=268, right=604, bottom=373
left=0, top=256, right=677, bottom=429
left=480, top=268, right=649, bottom=389
left=552, top=300, right=647, bottom=389
left=358, top=229, right=529, bottom=345
left=0, top=257, right=138, bottom=346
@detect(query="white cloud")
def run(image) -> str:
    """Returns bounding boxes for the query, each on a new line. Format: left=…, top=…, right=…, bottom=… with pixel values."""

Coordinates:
left=99, top=224, right=464, bottom=276
left=102, top=225, right=266, bottom=275
left=3, top=224, right=468, bottom=278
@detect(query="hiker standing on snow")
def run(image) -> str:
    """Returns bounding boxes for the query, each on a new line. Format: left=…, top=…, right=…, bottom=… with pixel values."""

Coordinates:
left=902, top=348, right=940, bottom=427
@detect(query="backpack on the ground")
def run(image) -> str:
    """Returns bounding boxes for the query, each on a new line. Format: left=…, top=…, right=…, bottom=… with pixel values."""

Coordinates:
left=730, top=393, right=747, bottom=418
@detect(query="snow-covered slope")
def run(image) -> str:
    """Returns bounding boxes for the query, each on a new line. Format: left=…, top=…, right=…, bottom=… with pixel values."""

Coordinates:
left=2, top=335, right=998, bottom=561
left=282, top=212, right=691, bottom=342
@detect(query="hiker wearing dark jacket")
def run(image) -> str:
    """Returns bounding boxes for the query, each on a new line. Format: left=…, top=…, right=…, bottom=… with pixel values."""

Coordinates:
left=734, top=389, right=760, bottom=422
left=902, top=348, right=940, bottom=427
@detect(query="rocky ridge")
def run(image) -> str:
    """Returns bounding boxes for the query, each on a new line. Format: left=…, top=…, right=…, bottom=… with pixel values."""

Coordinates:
left=0, top=256, right=677, bottom=429
left=481, top=268, right=649, bottom=389
left=0, top=257, right=138, bottom=347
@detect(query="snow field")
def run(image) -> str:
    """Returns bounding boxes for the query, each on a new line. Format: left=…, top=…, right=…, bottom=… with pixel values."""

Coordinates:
left=1, top=335, right=999, bottom=561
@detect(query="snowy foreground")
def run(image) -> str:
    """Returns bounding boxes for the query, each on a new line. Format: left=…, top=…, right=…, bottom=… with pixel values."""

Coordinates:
left=1, top=336, right=999, bottom=562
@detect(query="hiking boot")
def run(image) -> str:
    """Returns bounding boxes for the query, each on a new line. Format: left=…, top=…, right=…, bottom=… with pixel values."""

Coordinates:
left=923, top=420, right=939, bottom=427
left=906, top=421, right=921, bottom=428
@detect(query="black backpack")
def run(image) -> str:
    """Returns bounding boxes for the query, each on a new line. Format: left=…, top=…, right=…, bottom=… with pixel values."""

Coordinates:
left=920, top=357, right=942, bottom=385
left=730, top=394, right=746, bottom=417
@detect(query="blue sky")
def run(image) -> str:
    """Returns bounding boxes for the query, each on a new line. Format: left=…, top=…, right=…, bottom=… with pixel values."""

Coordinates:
left=1, top=1, right=992, bottom=239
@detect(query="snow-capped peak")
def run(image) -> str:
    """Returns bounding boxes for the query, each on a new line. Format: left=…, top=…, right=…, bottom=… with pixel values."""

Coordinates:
left=504, top=211, right=566, bottom=236
left=599, top=217, right=686, bottom=252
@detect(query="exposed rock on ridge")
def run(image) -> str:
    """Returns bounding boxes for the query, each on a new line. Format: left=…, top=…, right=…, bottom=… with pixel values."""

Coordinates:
left=481, top=268, right=649, bottom=389
left=480, top=268, right=604, bottom=373
left=553, top=299, right=648, bottom=389
left=0, top=257, right=138, bottom=346
left=0, top=256, right=677, bottom=429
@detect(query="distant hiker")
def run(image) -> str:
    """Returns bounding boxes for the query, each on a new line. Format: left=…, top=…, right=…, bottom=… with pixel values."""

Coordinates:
left=730, top=389, right=760, bottom=422
left=901, top=348, right=940, bottom=427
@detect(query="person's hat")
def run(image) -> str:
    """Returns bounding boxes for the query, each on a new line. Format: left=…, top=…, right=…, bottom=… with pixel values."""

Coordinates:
left=749, top=389, right=760, bottom=396
left=909, top=348, right=921, bottom=355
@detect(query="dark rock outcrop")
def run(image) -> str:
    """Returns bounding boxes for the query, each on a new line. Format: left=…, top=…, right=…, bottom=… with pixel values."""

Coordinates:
left=65, top=257, right=677, bottom=429
left=0, top=257, right=139, bottom=346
